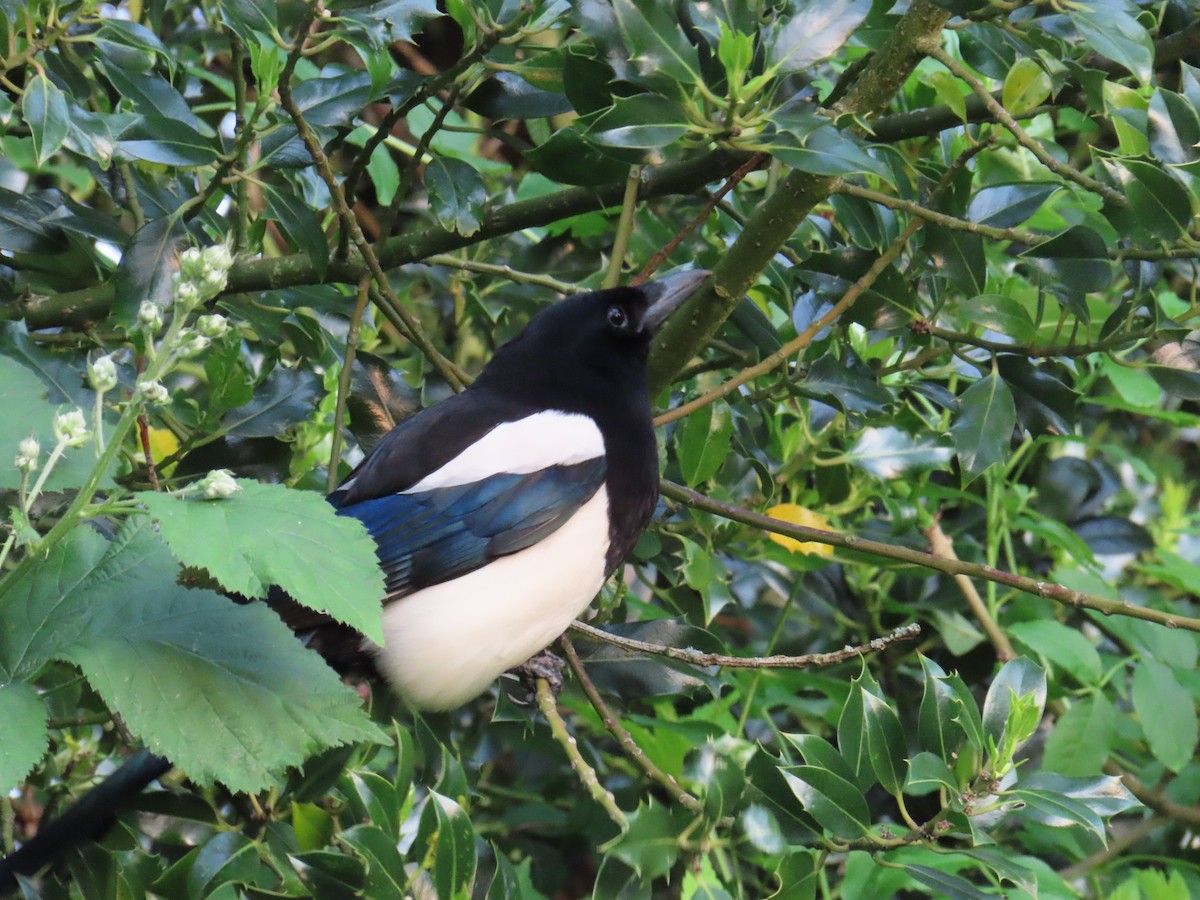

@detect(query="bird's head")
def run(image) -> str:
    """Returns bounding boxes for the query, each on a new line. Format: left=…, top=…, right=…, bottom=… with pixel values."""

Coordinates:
left=477, top=269, right=710, bottom=406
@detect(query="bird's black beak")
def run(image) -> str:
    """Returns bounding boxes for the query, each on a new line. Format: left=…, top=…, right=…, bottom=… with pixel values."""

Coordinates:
left=640, top=269, right=710, bottom=334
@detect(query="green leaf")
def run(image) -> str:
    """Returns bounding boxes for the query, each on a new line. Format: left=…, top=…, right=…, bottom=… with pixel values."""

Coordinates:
left=1020, top=226, right=1113, bottom=295
left=862, top=690, right=907, bottom=796
left=837, top=677, right=870, bottom=788
left=262, top=182, right=330, bottom=279
left=918, top=655, right=967, bottom=758
left=425, top=157, right=486, bottom=236
left=951, top=374, right=1016, bottom=482
left=782, top=733, right=857, bottom=784
left=22, top=72, right=70, bottom=166
left=136, top=479, right=385, bottom=643
left=1042, top=694, right=1115, bottom=776
left=291, top=70, right=372, bottom=127
left=771, top=851, right=818, bottom=900
left=0, top=681, right=48, bottom=789
left=688, top=736, right=752, bottom=820
left=766, top=0, right=871, bottom=74
left=112, top=215, right=182, bottom=325
left=779, top=766, right=871, bottom=840
left=677, top=402, right=732, bottom=486
left=1008, top=620, right=1101, bottom=684
left=117, top=116, right=219, bottom=166
left=1070, top=2, right=1153, bottom=86
left=1001, top=58, right=1052, bottom=115
left=1007, top=786, right=1106, bottom=842
left=1122, top=160, right=1193, bottom=240
left=1019, top=772, right=1139, bottom=817
left=605, top=798, right=688, bottom=880
left=966, top=183, right=1058, bottom=229
left=0, top=519, right=383, bottom=790
left=905, top=752, right=959, bottom=796
left=1131, top=658, right=1198, bottom=773
left=847, top=427, right=954, bottom=478
left=981, top=657, right=1046, bottom=747
left=611, top=0, right=702, bottom=89
left=905, top=865, right=992, bottom=900
left=768, top=125, right=892, bottom=181
left=424, top=792, right=476, bottom=900
left=588, top=94, right=689, bottom=149
left=959, top=295, right=1036, bottom=344
left=340, top=825, right=409, bottom=896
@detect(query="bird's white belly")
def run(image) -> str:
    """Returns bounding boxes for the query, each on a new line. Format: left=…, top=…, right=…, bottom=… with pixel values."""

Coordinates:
left=374, top=487, right=611, bottom=710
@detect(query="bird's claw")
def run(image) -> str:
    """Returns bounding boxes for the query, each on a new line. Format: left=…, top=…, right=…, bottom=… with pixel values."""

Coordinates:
left=508, top=649, right=565, bottom=706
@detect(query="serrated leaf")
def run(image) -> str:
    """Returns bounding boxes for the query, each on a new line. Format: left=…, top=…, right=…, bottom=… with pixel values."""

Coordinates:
left=952, top=374, right=1016, bottom=482
left=0, top=681, right=48, bottom=789
left=588, top=93, right=690, bottom=149
left=779, top=766, right=871, bottom=840
left=137, top=479, right=385, bottom=642
left=905, top=865, right=992, bottom=900
left=23, top=72, right=70, bottom=165
left=918, top=656, right=967, bottom=758
left=1008, top=786, right=1105, bottom=841
left=605, top=799, right=688, bottom=880
left=0, top=520, right=383, bottom=791
left=905, top=752, right=959, bottom=796
left=610, top=0, right=702, bottom=89
left=1019, top=772, right=1139, bottom=817
left=1131, top=658, right=1198, bottom=773
left=981, top=657, right=1046, bottom=746
left=425, top=157, right=486, bottom=236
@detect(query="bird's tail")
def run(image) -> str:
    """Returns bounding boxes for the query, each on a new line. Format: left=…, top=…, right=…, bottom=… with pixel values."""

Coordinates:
left=0, top=749, right=172, bottom=896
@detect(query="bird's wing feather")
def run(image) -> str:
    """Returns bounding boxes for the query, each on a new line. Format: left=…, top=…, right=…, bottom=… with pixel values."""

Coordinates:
left=335, top=457, right=607, bottom=597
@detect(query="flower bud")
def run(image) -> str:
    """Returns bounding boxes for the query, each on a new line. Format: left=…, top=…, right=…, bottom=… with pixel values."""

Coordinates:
left=196, top=314, right=230, bottom=339
left=52, top=408, right=91, bottom=447
left=173, top=331, right=210, bottom=358
left=138, top=300, right=164, bottom=332
left=201, top=243, right=234, bottom=274
left=135, top=379, right=170, bottom=406
left=198, top=469, right=241, bottom=500
left=88, top=354, right=119, bottom=393
left=175, top=280, right=202, bottom=310
left=15, top=436, right=40, bottom=472
left=178, top=247, right=205, bottom=281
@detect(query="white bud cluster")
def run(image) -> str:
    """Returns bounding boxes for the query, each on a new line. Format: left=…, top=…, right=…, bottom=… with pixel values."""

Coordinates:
left=135, top=379, right=170, bottom=406
left=138, top=300, right=164, bottom=333
left=174, top=243, right=234, bottom=311
left=88, top=354, right=119, bottom=393
left=14, top=436, right=40, bottom=473
left=52, top=408, right=91, bottom=447
left=198, top=469, right=241, bottom=500
left=172, top=329, right=210, bottom=358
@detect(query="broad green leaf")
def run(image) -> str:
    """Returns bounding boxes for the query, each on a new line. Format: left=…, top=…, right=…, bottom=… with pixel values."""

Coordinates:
left=952, top=374, right=1016, bottom=482
left=262, top=182, right=330, bottom=279
left=905, top=865, right=992, bottom=900
left=1042, top=694, right=1115, bottom=776
left=289, top=850, right=367, bottom=895
left=782, top=733, right=857, bottom=784
left=766, top=0, right=871, bottom=74
left=605, top=799, right=689, bottom=880
left=368, top=140, right=401, bottom=204
left=769, top=126, right=892, bottom=182
left=117, top=116, right=219, bottom=166
left=1020, top=226, right=1113, bottom=295
left=0, top=520, right=383, bottom=790
left=424, top=792, right=476, bottom=900
left=905, top=752, right=959, bottom=796
left=1148, top=89, right=1200, bottom=166
left=771, top=851, right=818, bottom=900
left=779, top=766, right=871, bottom=840
left=847, top=427, right=954, bottom=478
left=1007, top=786, right=1105, bottom=842
left=611, top=0, right=702, bottom=89
left=677, top=402, right=732, bottom=486
left=1008, top=620, right=1101, bottom=684
left=425, top=157, right=486, bottom=236
left=1070, top=2, right=1153, bottom=86
left=0, top=186, right=63, bottom=253
left=340, top=825, right=409, bottom=896
left=588, top=94, right=690, bottom=149
left=837, top=679, right=870, bottom=788
left=926, top=227, right=985, bottom=296
left=1122, top=160, right=1193, bottom=240
left=137, top=478, right=385, bottom=643
left=112, top=215, right=182, bottom=324
left=918, top=656, right=967, bottom=758
left=862, top=690, right=907, bottom=796
left=330, top=0, right=442, bottom=46
left=688, top=736, right=752, bottom=821
left=1131, top=658, right=1198, bottom=773
left=959, top=294, right=1036, bottom=344
left=291, top=70, right=372, bottom=127
left=966, top=183, right=1058, bottom=229
left=798, top=354, right=892, bottom=426
left=981, top=657, right=1046, bottom=747
left=187, top=832, right=259, bottom=896
left=1002, top=59, right=1052, bottom=115
left=1019, top=772, right=1139, bottom=817
left=0, top=681, right=48, bottom=789
left=23, top=72, right=69, bottom=166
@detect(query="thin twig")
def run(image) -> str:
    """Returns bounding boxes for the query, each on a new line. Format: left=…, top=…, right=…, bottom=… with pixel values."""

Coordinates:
left=919, top=322, right=1154, bottom=358
left=570, top=620, right=922, bottom=669
left=929, top=46, right=1127, bottom=208
left=633, top=153, right=765, bottom=286
left=423, top=254, right=581, bottom=294
left=559, top=635, right=704, bottom=816
left=327, top=279, right=371, bottom=494
left=1104, top=761, right=1200, bottom=826
left=925, top=520, right=1015, bottom=661
left=660, top=480, right=1200, bottom=634
left=1057, top=815, right=1162, bottom=881
left=605, top=166, right=642, bottom=288
left=535, top=678, right=627, bottom=831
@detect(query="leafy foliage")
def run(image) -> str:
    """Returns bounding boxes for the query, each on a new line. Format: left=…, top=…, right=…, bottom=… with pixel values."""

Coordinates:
left=1, top=0, right=1199, bottom=896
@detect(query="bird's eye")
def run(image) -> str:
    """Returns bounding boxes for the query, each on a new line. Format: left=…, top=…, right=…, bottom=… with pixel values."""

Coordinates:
left=607, top=305, right=628, bottom=329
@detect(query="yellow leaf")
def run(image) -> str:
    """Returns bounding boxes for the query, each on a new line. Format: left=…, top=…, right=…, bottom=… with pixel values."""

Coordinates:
left=145, top=427, right=179, bottom=467
left=765, top=503, right=834, bottom=557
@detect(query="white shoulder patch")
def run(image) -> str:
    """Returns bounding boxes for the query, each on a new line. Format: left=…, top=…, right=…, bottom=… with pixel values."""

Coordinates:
left=404, top=410, right=605, bottom=492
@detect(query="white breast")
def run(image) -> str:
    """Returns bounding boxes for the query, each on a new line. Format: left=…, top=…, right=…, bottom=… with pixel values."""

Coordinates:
left=373, top=486, right=611, bottom=710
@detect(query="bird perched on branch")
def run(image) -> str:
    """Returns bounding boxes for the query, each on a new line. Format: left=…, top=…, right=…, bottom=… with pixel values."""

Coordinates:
left=0, top=268, right=709, bottom=892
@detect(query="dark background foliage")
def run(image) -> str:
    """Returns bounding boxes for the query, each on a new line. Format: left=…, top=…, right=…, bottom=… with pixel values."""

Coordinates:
left=2, top=0, right=1200, bottom=896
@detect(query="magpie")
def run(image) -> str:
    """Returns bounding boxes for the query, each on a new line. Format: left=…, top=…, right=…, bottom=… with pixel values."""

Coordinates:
left=0, top=268, right=708, bottom=891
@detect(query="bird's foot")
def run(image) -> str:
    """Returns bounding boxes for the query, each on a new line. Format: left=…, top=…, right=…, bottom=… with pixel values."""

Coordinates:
left=509, top=649, right=565, bottom=706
